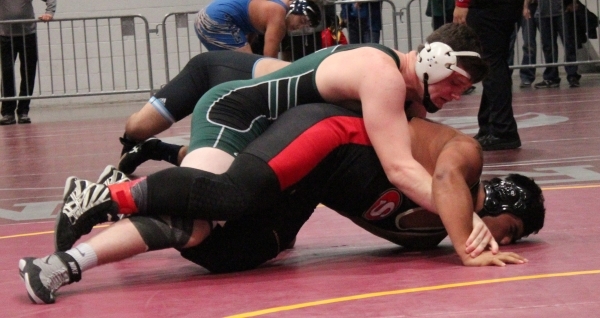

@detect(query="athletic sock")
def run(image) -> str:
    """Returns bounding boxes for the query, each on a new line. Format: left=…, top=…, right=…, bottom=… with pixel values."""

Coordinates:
left=154, top=141, right=183, bottom=166
left=66, top=243, right=98, bottom=272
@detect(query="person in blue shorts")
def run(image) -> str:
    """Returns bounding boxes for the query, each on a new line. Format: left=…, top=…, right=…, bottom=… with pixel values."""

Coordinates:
left=195, top=0, right=321, bottom=58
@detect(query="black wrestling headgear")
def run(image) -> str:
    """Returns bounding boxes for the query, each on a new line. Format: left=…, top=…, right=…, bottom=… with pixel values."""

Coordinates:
left=287, top=0, right=321, bottom=28
left=480, top=174, right=545, bottom=237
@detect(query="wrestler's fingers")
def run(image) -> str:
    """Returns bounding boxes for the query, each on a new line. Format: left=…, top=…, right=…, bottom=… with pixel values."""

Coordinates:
left=471, top=231, right=497, bottom=258
left=489, top=236, right=500, bottom=255
left=492, top=258, right=506, bottom=267
left=498, top=252, right=528, bottom=264
left=466, top=215, right=487, bottom=253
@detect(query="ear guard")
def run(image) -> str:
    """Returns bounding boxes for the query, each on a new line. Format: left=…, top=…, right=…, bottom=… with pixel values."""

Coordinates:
left=416, top=42, right=481, bottom=84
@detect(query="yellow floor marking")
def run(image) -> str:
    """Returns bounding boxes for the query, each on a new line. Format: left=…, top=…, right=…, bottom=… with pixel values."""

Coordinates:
left=226, top=269, right=600, bottom=317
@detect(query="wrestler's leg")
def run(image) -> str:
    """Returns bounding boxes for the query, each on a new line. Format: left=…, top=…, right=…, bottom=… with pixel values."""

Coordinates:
left=234, top=44, right=253, bottom=54
left=19, top=217, right=210, bottom=304
left=119, top=52, right=261, bottom=173
left=180, top=147, right=234, bottom=173
left=124, top=103, right=172, bottom=142
left=88, top=217, right=211, bottom=265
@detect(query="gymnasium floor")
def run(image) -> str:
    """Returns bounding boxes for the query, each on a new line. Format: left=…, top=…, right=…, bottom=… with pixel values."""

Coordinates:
left=2, top=77, right=600, bottom=317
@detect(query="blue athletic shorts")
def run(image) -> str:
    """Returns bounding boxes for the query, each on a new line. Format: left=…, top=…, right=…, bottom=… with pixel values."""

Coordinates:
left=194, top=9, right=248, bottom=50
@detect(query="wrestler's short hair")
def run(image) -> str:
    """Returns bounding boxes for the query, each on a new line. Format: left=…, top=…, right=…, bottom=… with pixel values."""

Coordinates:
left=481, top=174, right=546, bottom=238
left=418, top=23, right=489, bottom=84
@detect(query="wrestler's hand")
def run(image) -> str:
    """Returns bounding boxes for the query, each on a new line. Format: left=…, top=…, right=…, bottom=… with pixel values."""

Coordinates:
left=465, top=213, right=499, bottom=257
left=462, top=251, right=528, bottom=267
left=453, top=7, right=468, bottom=24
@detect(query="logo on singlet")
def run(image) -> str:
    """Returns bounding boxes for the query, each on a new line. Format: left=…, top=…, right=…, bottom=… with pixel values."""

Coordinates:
left=363, top=189, right=402, bottom=221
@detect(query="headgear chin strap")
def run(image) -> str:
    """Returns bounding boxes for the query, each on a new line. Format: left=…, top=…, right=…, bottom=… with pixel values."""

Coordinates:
left=422, top=74, right=439, bottom=113
left=416, top=42, right=480, bottom=113
left=416, top=42, right=480, bottom=84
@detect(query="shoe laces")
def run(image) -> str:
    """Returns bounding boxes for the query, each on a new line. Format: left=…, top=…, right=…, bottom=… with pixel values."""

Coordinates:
left=40, top=256, right=70, bottom=292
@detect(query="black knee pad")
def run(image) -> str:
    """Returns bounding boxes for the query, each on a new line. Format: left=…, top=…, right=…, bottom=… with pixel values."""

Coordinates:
left=129, top=215, right=194, bottom=251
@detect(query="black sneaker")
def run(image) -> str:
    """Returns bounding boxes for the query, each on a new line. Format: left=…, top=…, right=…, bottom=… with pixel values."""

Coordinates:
left=0, top=114, right=16, bottom=125
left=118, top=138, right=162, bottom=175
left=534, top=80, right=560, bottom=89
left=55, top=177, right=119, bottom=252
left=568, top=77, right=580, bottom=88
left=19, top=252, right=81, bottom=304
left=478, top=135, right=521, bottom=151
left=17, top=114, right=31, bottom=124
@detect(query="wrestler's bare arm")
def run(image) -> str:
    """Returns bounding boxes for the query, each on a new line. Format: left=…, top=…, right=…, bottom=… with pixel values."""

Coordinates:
left=432, top=137, right=526, bottom=266
left=325, top=49, right=436, bottom=213
left=253, top=1, right=288, bottom=58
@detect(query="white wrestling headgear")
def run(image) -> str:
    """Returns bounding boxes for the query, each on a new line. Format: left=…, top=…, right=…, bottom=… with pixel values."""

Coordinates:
left=416, top=42, right=481, bottom=84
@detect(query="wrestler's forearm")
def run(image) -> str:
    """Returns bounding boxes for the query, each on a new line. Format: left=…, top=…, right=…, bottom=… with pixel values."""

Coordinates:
left=433, top=171, right=474, bottom=265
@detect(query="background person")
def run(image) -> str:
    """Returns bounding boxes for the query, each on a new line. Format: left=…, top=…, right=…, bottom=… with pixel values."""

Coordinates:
left=533, top=0, right=581, bottom=88
left=194, top=0, right=321, bottom=58
left=0, top=0, right=56, bottom=125
left=340, top=0, right=382, bottom=44
left=454, top=0, right=523, bottom=151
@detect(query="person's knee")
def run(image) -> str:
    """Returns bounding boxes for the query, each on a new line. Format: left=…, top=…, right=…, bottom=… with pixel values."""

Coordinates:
left=124, top=105, right=172, bottom=141
left=129, top=215, right=199, bottom=251
left=124, top=112, right=144, bottom=140
left=183, top=220, right=212, bottom=248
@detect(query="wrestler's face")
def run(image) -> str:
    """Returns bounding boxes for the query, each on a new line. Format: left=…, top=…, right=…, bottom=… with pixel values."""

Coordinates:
left=426, top=72, right=473, bottom=108
left=482, top=213, right=525, bottom=245
left=287, top=15, right=311, bottom=31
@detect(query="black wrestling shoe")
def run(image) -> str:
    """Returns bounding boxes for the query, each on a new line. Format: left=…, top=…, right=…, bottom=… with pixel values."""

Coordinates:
left=19, top=252, right=81, bottom=304
left=118, top=138, right=162, bottom=174
left=55, top=177, right=119, bottom=252
left=97, top=165, right=130, bottom=185
left=478, top=134, right=521, bottom=151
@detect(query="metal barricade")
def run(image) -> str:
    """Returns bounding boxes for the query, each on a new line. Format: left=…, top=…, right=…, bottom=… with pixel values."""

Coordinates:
left=284, top=0, right=400, bottom=61
left=158, top=1, right=402, bottom=75
left=160, top=11, right=205, bottom=83
left=0, top=15, right=153, bottom=103
left=3, top=2, right=597, bottom=105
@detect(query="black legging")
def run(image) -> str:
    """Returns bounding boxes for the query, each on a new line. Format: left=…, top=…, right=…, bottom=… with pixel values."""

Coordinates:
left=153, top=51, right=262, bottom=122
left=145, top=153, right=280, bottom=220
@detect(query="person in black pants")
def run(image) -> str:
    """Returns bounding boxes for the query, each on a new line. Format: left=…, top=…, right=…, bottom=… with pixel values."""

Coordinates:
left=454, top=0, right=523, bottom=150
left=0, top=0, right=56, bottom=125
